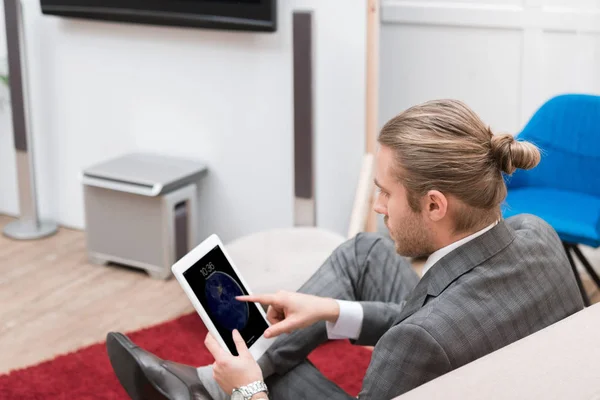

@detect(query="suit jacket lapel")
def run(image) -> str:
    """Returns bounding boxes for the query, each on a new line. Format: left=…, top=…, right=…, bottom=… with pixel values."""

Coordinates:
left=395, top=220, right=516, bottom=324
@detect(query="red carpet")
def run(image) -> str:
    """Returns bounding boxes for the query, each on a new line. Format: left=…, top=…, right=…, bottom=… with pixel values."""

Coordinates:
left=0, top=313, right=372, bottom=399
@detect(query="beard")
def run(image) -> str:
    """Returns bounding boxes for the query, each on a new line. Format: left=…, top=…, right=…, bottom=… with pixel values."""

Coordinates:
left=385, top=213, right=434, bottom=258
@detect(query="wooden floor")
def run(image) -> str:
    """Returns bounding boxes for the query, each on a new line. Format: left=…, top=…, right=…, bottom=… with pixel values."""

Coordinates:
left=0, top=214, right=598, bottom=375
left=0, top=215, right=194, bottom=374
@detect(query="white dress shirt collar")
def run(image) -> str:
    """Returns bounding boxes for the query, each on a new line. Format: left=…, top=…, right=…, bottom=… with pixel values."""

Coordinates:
left=421, top=221, right=499, bottom=278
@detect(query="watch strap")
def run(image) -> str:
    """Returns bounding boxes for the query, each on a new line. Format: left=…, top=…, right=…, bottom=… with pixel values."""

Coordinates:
left=234, top=380, right=269, bottom=400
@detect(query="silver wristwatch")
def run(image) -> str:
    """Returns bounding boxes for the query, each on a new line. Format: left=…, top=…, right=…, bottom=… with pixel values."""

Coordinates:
left=231, top=380, right=269, bottom=400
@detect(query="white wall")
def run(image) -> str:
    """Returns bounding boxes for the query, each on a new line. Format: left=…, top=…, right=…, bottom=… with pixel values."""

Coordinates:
left=379, top=0, right=600, bottom=133
left=0, top=0, right=366, bottom=242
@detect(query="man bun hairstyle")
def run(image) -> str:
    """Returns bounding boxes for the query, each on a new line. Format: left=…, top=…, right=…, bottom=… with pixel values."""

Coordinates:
left=378, top=99, right=541, bottom=233
left=490, top=133, right=541, bottom=175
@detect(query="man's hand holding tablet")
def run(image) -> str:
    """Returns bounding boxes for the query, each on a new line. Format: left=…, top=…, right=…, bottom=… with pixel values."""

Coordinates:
left=172, top=234, right=344, bottom=399
left=204, top=329, right=265, bottom=397
left=203, top=291, right=341, bottom=399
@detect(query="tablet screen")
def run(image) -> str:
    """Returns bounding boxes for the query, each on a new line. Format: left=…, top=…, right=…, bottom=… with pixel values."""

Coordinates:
left=183, top=245, right=268, bottom=355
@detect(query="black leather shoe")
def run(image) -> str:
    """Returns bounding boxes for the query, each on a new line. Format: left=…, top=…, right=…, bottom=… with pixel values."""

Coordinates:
left=106, top=332, right=211, bottom=400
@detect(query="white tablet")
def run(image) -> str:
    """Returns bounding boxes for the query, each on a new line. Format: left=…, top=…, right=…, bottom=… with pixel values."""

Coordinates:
left=171, top=234, right=275, bottom=359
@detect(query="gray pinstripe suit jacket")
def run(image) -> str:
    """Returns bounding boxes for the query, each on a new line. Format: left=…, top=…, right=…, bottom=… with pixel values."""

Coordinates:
left=357, top=215, right=584, bottom=399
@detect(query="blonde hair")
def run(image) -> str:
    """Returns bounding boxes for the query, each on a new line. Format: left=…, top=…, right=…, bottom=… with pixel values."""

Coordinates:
left=378, top=99, right=540, bottom=233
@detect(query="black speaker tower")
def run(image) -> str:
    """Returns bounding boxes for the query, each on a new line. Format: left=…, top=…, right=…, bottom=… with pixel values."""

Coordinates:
left=292, top=10, right=315, bottom=226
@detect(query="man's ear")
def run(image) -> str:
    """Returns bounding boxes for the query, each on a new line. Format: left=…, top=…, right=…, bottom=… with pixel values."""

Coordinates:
left=423, top=190, right=448, bottom=222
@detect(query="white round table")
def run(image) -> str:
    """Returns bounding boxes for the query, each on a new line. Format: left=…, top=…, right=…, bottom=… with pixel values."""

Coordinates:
left=225, top=227, right=346, bottom=295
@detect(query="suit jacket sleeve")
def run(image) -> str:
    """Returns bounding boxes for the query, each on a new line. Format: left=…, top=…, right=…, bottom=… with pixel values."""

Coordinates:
left=358, top=323, right=453, bottom=399
left=352, top=301, right=407, bottom=346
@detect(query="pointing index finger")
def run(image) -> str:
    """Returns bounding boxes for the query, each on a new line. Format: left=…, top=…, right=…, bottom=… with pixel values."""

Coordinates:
left=236, top=293, right=277, bottom=305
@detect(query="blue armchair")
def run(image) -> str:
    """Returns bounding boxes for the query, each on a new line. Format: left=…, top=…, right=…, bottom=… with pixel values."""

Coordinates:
left=502, top=94, right=600, bottom=306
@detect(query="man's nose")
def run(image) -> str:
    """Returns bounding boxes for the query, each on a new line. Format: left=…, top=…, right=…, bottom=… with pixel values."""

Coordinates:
left=373, top=199, right=386, bottom=215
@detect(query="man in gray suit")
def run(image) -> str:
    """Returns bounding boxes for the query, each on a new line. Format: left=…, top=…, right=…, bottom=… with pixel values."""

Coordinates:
left=106, top=99, right=584, bottom=400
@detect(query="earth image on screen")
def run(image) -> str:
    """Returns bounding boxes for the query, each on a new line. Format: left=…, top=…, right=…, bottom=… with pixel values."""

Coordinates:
left=205, top=271, right=249, bottom=331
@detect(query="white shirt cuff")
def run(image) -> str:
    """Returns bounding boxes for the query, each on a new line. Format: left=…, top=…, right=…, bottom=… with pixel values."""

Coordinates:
left=325, top=300, right=364, bottom=340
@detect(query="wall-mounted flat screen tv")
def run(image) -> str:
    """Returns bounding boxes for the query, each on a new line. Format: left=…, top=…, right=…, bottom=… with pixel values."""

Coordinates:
left=40, top=0, right=277, bottom=32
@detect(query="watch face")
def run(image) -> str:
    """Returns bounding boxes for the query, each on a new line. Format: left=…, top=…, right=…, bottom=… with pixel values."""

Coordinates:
left=231, top=391, right=244, bottom=400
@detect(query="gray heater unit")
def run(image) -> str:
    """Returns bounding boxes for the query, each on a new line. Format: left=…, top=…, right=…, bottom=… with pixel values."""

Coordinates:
left=82, top=153, right=207, bottom=279
left=3, top=0, right=58, bottom=239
